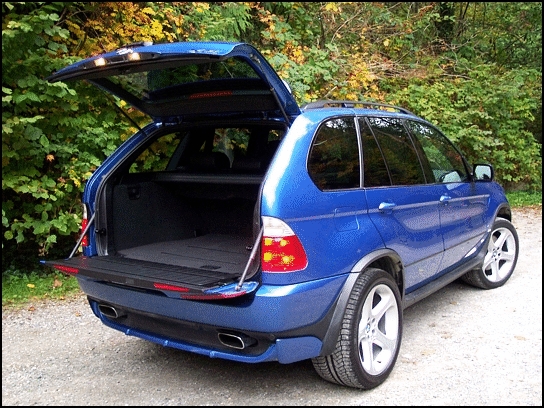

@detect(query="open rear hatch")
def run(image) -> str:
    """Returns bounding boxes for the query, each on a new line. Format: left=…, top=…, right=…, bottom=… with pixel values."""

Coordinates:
left=46, top=41, right=300, bottom=123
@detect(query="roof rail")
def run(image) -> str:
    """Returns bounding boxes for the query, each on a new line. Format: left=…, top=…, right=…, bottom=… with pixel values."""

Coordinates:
left=117, top=41, right=153, bottom=50
left=301, top=100, right=415, bottom=115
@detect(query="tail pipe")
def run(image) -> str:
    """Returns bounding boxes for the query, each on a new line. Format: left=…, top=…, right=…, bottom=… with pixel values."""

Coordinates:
left=217, top=331, right=257, bottom=350
left=98, top=304, right=126, bottom=319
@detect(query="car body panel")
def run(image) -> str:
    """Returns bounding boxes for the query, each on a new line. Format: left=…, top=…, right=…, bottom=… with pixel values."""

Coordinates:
left=364, top=184, right=444, bottom=293
left=437, top=183, right=489, bottom=268
left=77, top=272, right=348, bottom=333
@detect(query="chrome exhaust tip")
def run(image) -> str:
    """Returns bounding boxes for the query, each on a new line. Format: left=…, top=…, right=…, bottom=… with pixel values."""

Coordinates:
left=98, top=304, right=125, bottom=319
left=217, top=331, right=257, bottom=350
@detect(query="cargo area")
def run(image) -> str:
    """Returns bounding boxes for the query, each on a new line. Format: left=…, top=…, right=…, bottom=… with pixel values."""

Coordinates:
left=49, top=172, right=263, bottom=292
left=46, top=123, right=285, bottom=293
left=111, top=171, right=262, bottom=281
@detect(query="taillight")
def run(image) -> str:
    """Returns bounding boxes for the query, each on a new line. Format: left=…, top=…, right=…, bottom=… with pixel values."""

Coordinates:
left=81, top=204, right=89, bottom=247
left=153, top=282, right=190, bottom=293
left=53, top=264, right=79, bottom=274
left=153, top=281, right=258, bottom=300
left=261, top=216, right=308, bottom=272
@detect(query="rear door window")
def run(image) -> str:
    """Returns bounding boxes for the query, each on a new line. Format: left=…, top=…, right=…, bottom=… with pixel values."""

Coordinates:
left=358, top=118, right=391, bottom=187
left=365, top=117, right=426, bottom=186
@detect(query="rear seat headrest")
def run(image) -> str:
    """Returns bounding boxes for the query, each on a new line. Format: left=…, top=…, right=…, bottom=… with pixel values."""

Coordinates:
left=231, top=139, right=281, bottom=173
left=231, top=158, right=262, bottom=172
left=188, top=152, right=230, bottom=171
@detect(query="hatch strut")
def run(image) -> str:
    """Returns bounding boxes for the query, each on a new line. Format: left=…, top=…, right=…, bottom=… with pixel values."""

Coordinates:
left=68, top=212, right=96, bottom=259
left=236, top=226, right=264, bottom=291
left=251, top=55, right=292, bottom=126
left=268, top=86, right=292, bottom=126
left=105, top=93, right=143, bottom=132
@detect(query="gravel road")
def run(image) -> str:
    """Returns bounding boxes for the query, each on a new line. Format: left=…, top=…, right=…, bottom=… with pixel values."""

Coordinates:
left=2, top=207, right=542, bottom=406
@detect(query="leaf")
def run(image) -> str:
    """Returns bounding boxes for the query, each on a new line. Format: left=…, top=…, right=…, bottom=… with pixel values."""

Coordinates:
left=39, top=134, right=50, bottom=148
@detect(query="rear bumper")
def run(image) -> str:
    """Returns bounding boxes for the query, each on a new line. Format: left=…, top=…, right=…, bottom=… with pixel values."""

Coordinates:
left=89, top=298, right=322, bottom=364
left=78, top=274, right=347, bottom=363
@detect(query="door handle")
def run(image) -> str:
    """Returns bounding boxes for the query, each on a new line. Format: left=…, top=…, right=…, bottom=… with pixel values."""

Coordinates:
left=439, top=195, right=451, bottom=205
left=378, top=202, right=396, bottom=213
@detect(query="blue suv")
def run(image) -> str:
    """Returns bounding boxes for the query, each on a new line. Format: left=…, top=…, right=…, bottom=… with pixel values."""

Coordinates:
left=45, top=41, right=519, bottom=390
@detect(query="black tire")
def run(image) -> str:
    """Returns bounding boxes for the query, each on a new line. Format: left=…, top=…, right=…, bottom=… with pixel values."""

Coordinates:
left=461, top=218, right=519, bottom=289
left=311, top=268, right=402, bottom=390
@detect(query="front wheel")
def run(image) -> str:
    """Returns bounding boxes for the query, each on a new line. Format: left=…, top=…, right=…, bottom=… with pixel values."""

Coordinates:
left=311, top=268, right=402, bottom=390
left=461, top=218, right=519, bottom=289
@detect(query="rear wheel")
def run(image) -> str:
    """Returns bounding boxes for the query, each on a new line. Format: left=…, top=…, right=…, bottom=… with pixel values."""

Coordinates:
left=311, top=268, right=402, bottom=390
left=461, top=218, right=519, bottom=289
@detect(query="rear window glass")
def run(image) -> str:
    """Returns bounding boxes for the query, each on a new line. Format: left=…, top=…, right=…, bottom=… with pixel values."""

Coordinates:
left=104, top=57, right=262, bottom=102
left=308, top=118, right=361, bottom=190
left=147, top=58, right=259, bottom=91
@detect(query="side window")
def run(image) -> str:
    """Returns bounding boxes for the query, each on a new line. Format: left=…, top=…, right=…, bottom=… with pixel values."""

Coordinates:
left=367, top=117, right=426, bottom=185
left=358, top=118, right=391, bottom=187
left=406, top=120, right=468, bottom=183
left=129, top=133, right=182, bottom=173
left=308, top=117, right=360, bottom=190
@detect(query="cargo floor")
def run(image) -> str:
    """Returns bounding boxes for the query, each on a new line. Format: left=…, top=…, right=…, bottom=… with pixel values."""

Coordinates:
left=118, top=234, right=253, bottom=274
left=47, top=234, right=254, bottom=291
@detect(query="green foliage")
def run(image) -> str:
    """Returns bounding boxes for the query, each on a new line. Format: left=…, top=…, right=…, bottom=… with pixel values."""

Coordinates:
left=2, top=268, right=81, bottom=307
left=388, top=64, right=542, bottom=190
left=459, top=2, right=542, bottom=71
left=2, top=3, right=138, bottom=270
left=506, top=190, right=542, bottom=208
left=150, top=2, right=253, bottom=42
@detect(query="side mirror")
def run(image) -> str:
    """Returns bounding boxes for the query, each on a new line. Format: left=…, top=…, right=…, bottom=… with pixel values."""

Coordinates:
left=473, top=163, right=494, bottom=181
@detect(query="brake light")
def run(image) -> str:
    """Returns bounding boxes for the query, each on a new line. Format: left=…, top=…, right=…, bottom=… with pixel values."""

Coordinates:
left=261, top=216, right=308, bottom=272
left=81, top=218, right=89, bottom=247
left=189, top=90, right=233, bottom=99
left=81, top=204, right=88, bottom=247
left=154, top=282, right=257, bottom=300
left=179, top=291, right=247, bottom=300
